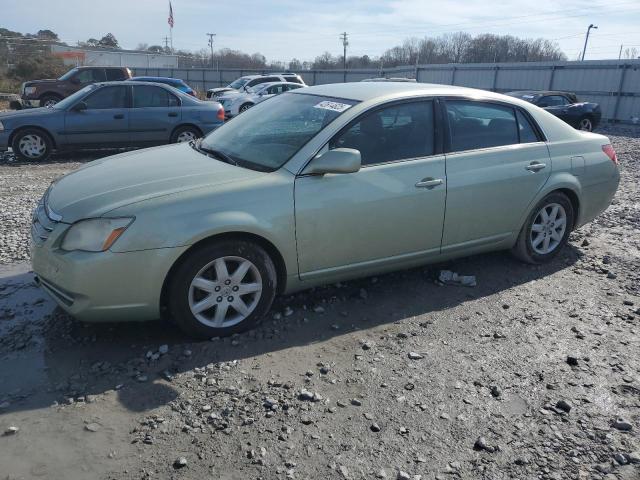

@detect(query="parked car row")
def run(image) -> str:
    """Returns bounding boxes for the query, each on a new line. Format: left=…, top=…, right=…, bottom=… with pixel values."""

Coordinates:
left=1, top=81, right=224, bottom=161
left=28, top=81, right=619, bottom=338
left=217, top=81, right=305, bottom=117
left=206, top=73, right=305, bottom=99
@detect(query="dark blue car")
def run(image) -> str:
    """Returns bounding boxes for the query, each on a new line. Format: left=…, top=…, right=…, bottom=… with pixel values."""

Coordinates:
left=130, top=76, right=197, bottom=97
left=0, top=81, right=224, bottom=161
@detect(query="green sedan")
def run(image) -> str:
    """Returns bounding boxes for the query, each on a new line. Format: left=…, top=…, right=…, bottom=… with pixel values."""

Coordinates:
left=31, top=83, right=620, bottom=337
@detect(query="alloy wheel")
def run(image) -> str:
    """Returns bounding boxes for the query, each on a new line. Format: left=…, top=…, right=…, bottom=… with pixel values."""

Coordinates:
left=18, top=134, right=46, bottom=159
left=43, top=98, right=59, bottom=108
left=530, top=202, right=567, bottom=255
left=188, top=256, right=263, bottom=328
left=579, top=118, right=593, bottom=131
left=176, top=130, right=198, bottom=143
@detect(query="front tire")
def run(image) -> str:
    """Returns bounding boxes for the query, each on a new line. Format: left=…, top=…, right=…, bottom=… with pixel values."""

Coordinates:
left=168, top=240, right=277, bottom=338
left=512, top=192, right=574, bottom=264
left=239, top=103, right=253, bottom=113
left=11, top=128, right=53, bottom=162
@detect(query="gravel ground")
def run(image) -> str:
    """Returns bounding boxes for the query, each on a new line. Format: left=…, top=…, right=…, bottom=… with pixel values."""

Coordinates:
left=0, top=126, right=638, bottom=480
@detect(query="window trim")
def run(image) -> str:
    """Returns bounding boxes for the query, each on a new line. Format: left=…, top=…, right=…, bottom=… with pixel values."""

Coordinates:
left=324, top=97, right=443, bottom=169
left=440, top=96, right=546, bottom=155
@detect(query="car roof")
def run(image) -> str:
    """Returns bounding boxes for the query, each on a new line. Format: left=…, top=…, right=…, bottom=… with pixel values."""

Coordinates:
left=507, top=90, right=575, bottom=97
left=253, top=81, right=299, bottom=88
left=290, top=82, right=509, bottom=102
left=131, top=76, right=185, bottom=83
left=74, top=66, right=126, bottom=70
left=241, top=73, right=300, bottom=80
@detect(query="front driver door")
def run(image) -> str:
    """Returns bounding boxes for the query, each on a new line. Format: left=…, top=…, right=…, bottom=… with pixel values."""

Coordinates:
left=64, top=85, right=130, bottom=147
left=294, top=100, right=446, bottom=281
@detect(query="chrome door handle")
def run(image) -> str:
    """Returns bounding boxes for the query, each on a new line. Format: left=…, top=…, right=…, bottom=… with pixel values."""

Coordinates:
left=415, top=178, right=444, bottom=189
left=526, top=162, right=546, bottom=172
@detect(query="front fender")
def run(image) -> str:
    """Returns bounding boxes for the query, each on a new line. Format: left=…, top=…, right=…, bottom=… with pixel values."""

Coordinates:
left=106, top=173, right=298, bottom=280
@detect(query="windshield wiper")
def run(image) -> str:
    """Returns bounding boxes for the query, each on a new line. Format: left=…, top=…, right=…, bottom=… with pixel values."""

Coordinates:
left=193, top=140, right=238, bottom=166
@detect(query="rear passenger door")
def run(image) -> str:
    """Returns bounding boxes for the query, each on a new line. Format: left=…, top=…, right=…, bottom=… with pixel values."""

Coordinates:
left=441, top=99, right=550, bottom=252
left=129, top=85, right=181, bottom=144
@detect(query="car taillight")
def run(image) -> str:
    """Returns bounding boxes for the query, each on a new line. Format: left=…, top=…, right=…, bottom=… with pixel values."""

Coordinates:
left=217, top=106, right=225, bottom=122
left=602, top=144, right=618, bottom=165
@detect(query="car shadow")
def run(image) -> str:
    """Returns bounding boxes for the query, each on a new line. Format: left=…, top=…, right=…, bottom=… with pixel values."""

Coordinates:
left=0, top=243, right=583, bottom=415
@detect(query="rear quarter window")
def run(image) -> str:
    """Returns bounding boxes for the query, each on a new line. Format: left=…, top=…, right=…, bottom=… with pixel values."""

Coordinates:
left=106, top=69, right=126, bottom=81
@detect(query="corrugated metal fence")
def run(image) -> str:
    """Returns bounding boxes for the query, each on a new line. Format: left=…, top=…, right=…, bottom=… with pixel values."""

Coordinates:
left=132, top=59, right=640, bottom=123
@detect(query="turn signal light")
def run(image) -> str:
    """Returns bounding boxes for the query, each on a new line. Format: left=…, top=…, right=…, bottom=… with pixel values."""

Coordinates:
left=602, top=144, right=618, bottom=165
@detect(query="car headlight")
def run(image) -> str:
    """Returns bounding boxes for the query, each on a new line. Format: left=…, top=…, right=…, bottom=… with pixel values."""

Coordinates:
left=24, top=86, right=36, bottom=95
left=61, top=218, right=134, bottom=252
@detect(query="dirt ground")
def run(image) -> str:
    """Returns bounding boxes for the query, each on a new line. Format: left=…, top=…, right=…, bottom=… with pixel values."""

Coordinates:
left=0, top=126, right=638, bottom=480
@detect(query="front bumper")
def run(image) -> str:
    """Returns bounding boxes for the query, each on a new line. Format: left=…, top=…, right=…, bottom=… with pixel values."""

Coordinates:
left=31, top=223, right=188, bottom=322
left=0, top=130, right=10, bottom=151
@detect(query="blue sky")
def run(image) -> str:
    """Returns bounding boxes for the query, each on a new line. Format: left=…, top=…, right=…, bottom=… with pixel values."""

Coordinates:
left=6, top=0, right=640, bottom=62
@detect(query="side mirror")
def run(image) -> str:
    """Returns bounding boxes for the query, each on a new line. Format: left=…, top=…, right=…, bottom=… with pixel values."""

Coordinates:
left=72, top=101, right=87, bottom=112
left=302, top=148, right=361, bottom=175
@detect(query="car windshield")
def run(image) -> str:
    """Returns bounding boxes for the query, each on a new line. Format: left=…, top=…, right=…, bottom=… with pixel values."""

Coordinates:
left=58, top=68, right=79, bottom=81
left=52, top=85, right=98, bottom=109
left=200, top=93, right=358, bottom=171
left=228, top=78, right=250, bottom=89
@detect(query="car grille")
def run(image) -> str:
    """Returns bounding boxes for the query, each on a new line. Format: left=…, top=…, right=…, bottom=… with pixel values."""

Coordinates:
left=31, top=194, right=60, bottom=246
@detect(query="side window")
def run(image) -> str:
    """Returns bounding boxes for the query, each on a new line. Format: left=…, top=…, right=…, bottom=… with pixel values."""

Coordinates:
left=91, top=68, right=107, bottom=82
left=516, top=110, right=540, bottom=143
left=105, top=69, right=125, bottom=81
left=75, top=69, right=97, bottom=84
left=286, top=77, right=302, bottom=84
left=330, top=101, right=434, bottom=165
left=267, top=85, right=285, bottom=94
left=445, top=101, right=518, bottom=152
left=133, top=85, right=179, bottom=107
left=287, top=84, right=303, bottom=90
left=83, top=86, right=127, bottom=109
left=537, top=95, right=567, bottom=107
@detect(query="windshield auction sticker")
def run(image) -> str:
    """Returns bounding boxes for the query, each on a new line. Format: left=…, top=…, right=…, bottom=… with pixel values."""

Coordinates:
left=313, top=101, right=352, bottom=113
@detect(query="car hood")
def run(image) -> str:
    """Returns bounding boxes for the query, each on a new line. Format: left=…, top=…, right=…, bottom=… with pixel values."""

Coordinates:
left=0, top=107, right=59, bottom=122
left=24, top=79, right=59, bottom=86
left=47, top=143, right=264, bottom=222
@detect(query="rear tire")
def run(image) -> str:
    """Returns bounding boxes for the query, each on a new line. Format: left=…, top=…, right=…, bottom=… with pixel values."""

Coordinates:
left=171, top=125, right=202, bottom=143
left=577, top=115, right=594, bottom=132
left=168, top=240, right=277, bottom=338
left=239, top=103, right=253, bottom=113
left=39, top=94, right=62, bottom=108
left=511, top=192, right=574, bottom=264
left=11, top=128, right=53, bottom=162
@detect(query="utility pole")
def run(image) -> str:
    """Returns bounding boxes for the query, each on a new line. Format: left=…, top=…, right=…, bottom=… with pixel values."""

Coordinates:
left=581, top=24, right=597, bottom=61
left=206, top=33, right=216, bottom=68
left=162, top=36, right=170, bottom=51
left=339, top=32, right=348, bottom=70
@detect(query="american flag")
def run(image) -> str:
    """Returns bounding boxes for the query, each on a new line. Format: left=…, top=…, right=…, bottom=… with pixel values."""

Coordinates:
left=168, top=2, right=174, bottom=28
